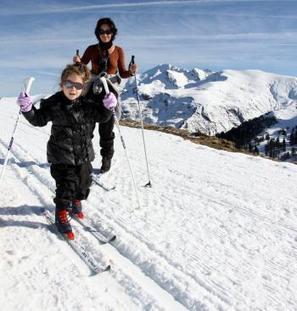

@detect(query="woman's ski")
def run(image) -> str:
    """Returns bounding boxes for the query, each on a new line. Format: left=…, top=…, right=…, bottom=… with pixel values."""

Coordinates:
left=73, top=215, right=116, bottom=244
left=92, top=173, right=116, bottom=191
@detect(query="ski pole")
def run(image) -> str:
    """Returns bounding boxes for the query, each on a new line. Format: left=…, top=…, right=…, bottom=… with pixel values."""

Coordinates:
left=0, top=77, right=35, bottom=184
left=75, top=49, right=80, bottom=65
left=129, top=56, right=152, bottom=187
left=75, top=49, right=84, bottom=70
left=100, top=75, right=141, bottom=209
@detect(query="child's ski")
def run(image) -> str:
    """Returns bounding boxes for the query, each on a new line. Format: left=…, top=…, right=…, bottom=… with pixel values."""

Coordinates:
left=42, top=208, right=110, bottom=275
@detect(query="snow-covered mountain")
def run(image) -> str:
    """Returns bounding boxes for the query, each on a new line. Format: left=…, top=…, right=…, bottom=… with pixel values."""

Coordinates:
left=1, top=97, right=297, bottom=310
left=121, top=65, right=297, bottom=135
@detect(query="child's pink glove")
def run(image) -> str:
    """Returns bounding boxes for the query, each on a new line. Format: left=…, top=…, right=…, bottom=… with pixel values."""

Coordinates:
left=17, top=92, right=32, bottom=112
left=103, top=93, right=117, bottom=110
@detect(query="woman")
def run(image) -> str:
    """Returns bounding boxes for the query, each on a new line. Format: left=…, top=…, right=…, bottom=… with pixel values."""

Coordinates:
left=74, top=17, right=137, bottom=173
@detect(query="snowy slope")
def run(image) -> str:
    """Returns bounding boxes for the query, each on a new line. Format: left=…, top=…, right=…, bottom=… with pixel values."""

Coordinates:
left=1, top=97, right=297, bottom=311
left=121, top=65, right=297, bottom=135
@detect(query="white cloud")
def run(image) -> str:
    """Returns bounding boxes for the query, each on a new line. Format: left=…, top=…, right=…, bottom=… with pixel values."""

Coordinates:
left=0, top=0, right=292, bottom=16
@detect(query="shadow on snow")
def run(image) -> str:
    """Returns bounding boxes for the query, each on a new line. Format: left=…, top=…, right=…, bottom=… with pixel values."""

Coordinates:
left=0, top=205, right=57, bottom=235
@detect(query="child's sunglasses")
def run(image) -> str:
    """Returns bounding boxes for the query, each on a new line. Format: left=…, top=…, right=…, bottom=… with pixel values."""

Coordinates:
left=64, top=80, right=84, bottom=90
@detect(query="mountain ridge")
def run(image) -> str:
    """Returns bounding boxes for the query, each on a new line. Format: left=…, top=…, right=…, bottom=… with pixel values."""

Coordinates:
left=121, top=65, right=297, bottom=135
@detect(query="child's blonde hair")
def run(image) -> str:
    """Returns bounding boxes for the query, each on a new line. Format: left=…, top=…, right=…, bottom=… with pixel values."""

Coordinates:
left=60, top=64, right=91, bottom=85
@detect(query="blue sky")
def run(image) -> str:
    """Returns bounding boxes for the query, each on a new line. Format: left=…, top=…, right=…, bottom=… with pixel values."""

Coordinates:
left=1, top=0, right=297, bottom=96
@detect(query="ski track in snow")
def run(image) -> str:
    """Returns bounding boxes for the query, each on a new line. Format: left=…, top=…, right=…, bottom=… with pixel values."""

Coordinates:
left=0, top=137, right=188, bottom=310
left=0, top=125, right=221, bottom=309
left=1, top=99, right=297, bottom=310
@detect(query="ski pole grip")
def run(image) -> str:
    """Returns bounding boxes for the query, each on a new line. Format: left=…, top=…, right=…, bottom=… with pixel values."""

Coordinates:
left=100, top=76, right=110, bottom=95
left=129, top=55, right=135, bottom=76
left=24, top=77, right=35, bottom=94
left=75, top=49, right=82, bottom=66
left=129, top=55, right=135, bottom=68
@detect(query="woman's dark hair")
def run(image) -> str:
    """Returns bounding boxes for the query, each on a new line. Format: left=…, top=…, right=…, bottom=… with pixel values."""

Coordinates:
left=95, top=17, right=118, bottom=41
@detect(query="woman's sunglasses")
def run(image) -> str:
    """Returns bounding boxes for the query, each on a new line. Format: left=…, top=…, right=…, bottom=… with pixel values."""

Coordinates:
left=63, top=80, right=84, bottom=90
left=99, top=29, right=112, bottom=35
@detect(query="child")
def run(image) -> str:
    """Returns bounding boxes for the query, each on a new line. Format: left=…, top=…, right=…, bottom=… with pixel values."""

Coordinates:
left=17, top=64, right=117, bottom=239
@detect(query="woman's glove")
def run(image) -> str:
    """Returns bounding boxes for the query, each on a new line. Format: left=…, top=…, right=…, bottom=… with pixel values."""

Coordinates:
left=103, top=93, right=117, bottom=110
left=73, top=55, right=81, bottom=64
left=129, top=63, right=137, bottom=76
left=17, top=92, right=32, bottom=112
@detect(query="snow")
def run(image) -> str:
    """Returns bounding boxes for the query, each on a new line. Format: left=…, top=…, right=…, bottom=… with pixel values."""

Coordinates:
left=1, top=96, right=297, bottom=310
left=121, top=66, right=297, bottom=135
